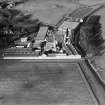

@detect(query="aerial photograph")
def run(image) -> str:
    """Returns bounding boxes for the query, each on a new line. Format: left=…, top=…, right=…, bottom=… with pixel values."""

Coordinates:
left=0, top=0, right=105, bottom=105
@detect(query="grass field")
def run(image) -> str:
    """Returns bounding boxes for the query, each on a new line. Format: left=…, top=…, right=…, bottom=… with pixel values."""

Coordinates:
left=1, top=0, right=104, bottom=25
left=0, top=62, right=94, bottom=105
left=13, top=0, right=105, bottom=25
left=14, top=0, right=78, bottom=25
left=80, top=0, right=105, bottom=5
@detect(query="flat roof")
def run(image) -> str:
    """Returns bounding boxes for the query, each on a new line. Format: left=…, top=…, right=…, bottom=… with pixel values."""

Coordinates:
left=58, top=21, right=79, bottom=31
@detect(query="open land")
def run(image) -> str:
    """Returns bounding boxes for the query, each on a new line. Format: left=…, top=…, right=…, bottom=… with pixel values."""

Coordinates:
left=14, top=0, right=78, bottom=25
left=0, top=61, right=95, bottom=105
left=14, top=0, right=105, bottom=25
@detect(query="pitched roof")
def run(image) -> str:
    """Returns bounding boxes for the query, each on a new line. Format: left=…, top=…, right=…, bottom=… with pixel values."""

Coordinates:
left=36, top=26, right=48, bottom=41
left=58, top=21, right=79, bottom=31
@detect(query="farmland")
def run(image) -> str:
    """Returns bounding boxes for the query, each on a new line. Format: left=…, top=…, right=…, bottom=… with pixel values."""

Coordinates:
left=0, top=61, right=95, bottom=105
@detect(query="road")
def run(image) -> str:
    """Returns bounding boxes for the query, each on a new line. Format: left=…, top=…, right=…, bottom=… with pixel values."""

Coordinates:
left=0, top=60, right=97, bottom=105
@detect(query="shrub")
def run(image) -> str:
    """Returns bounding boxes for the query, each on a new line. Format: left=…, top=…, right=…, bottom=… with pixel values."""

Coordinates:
left=0, top=8, right=40, bottom=48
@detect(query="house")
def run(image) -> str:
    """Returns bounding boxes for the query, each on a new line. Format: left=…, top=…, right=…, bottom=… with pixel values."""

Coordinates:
left=15, top=37, right=31, bottom=48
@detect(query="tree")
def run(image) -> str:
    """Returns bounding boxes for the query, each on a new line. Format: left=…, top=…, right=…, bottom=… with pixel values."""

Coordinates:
left=79, top=15, right=105, bottom=57
left=0, top=8, right=41, bottom=48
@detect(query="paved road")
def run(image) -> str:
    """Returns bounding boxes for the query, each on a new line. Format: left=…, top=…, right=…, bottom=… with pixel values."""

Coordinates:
left=0, top=61, right=95, bottom=105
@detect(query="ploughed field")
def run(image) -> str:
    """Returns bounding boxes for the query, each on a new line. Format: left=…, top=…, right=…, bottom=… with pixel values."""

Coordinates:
left=0, top=61, right=95, bottom=105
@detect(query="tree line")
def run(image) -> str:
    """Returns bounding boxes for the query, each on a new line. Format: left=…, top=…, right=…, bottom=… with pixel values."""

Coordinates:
left=0, top=8, right=41, bottom=49
left=79, top=15, right=105, bottom=57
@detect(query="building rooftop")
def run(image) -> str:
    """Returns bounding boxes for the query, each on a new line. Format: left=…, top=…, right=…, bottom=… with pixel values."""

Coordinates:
left=36, top=26, right=48, bottom=41
left=58, top=21, right=79, bottom=31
